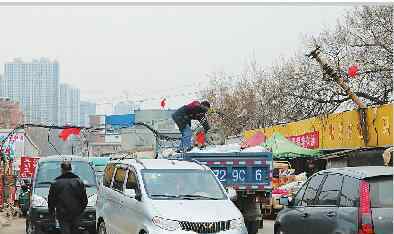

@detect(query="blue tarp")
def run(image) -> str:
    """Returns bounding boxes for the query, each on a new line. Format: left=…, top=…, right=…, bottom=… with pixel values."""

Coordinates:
left=105, top=114, right=135, bottom=129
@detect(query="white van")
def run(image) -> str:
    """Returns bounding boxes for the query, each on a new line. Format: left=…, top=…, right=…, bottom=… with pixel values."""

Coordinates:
left=96, top=158, right=247, bottom=234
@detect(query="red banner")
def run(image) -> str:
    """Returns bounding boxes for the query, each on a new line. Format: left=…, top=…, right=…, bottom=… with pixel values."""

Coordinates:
left=19, top=156, right=40, bottom=178
left=287, top=131, right=320, bottom=149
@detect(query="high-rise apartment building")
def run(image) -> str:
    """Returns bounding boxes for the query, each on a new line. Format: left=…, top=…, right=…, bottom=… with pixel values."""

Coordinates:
left=80, top=101, right=96, bottom=127
left=4, top=58, right=59, bottom=124
left=59, top=83, right=80, bottom=125
left=114, top=101, right=134, bottom=115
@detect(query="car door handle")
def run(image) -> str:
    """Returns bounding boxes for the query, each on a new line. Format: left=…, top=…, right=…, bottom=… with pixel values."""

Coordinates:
left=326, top=211, right=336, bottom=217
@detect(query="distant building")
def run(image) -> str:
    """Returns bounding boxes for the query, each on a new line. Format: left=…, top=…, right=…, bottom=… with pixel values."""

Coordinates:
left=121, top=109, right=177, bottom=154
left=0, top=74, right=4, bottom=97
left=59, top=83, right=80, bottom=125
left=114, top=101, right=134, bottom=115
left=80, top=101, right=96, bottom=127
left=4, top=58, right=59, bottom=124
left=0, top=97, right=24, bottom=129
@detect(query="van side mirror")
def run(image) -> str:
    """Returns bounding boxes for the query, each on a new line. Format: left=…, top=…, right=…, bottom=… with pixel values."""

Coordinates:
left=124, top=189, right=136, bottom=198
left=227, top=187, right=237, bottom=201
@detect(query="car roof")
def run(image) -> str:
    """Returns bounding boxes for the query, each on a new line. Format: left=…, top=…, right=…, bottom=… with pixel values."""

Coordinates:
left=319, top=166, right=393, bottom=179
left=109, top=158, right=207, bottom=171
left=38, top=155, right=90, bottom=163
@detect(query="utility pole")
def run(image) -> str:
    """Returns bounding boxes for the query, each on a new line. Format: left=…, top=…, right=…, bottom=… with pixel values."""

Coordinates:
left=306, top=46, right=366, bottom=109
left=307, top=46, right=369, bottom=145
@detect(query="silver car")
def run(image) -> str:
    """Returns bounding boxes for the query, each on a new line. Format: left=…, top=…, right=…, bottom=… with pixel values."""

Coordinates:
left=96, top=158, right=247, bottom=234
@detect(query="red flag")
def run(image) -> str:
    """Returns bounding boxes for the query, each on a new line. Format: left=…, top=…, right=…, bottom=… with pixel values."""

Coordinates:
left=59, top=128, right=81, bottom=141
left=160, top=98, right=167, bottom=108
left=347, top=65, right=359, bottom=78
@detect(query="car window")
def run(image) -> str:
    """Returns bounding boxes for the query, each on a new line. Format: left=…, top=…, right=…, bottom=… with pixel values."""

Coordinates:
left=302, top=174, right=325, bottom=206
left=293, top=181, right=308, bottom=206
left=316, top=174, right=343, bottom=206
left=126, top=170, right=138, bottom=190
left=112, top=167, right=126, bottom=192
left=35, top=161, right=96, bottom=187
left=103, top=163, right=115, bottom=187
left=340, top=176, right=359, bottom=207
left=368, top=176, right=393, bottom=208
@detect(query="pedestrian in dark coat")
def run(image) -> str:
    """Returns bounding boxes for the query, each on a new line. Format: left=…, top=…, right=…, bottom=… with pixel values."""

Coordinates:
left=48, top=161, right=88, bottom=234
left=172, top=100, right=211, bottom=152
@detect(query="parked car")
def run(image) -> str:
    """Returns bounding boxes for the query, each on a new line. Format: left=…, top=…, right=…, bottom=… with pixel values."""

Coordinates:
left=26, top=155, right=98, bottom=234
left=275, top=166, right=393, bottom=234
left=96, top=157, right=247, bottom=234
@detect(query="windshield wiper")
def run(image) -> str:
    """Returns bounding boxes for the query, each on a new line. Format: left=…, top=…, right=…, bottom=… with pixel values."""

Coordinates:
left=150, top=194, right=179, bottom=198
left=178, top=194, right=220, bottom=200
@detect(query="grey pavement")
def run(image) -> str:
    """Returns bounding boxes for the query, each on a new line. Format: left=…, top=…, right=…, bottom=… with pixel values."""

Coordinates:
left=0, top=217, right=274, bottom=234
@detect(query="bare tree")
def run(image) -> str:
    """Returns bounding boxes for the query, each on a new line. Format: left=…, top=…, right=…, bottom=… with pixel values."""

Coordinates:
left=201, top=5, right=393, bottom=136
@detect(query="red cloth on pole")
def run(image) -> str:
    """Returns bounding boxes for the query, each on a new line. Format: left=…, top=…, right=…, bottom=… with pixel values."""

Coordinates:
left=59, top=128, right=81, bottom=141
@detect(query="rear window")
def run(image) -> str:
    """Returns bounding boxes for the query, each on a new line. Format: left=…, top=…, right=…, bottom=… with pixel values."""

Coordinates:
left=35, top=161, right=96, bottom=187
left=368, top=176, right=393, bottom=208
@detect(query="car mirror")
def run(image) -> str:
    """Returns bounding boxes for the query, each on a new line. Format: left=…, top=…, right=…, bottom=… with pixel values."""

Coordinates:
left=124, top=188, right=136, bottom=198
left=226, top=187, right=237, bottom=201
left=279, top=196, right=290, bottom=206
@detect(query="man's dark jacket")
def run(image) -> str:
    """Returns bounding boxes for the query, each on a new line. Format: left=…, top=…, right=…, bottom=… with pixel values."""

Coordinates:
left=172, top=101, right=210, bottom=132
left=48, top=172, right=88, bottom=221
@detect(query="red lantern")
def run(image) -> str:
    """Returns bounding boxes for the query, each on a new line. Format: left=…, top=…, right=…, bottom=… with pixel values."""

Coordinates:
left=160, top=98, right=167, bottom=109
left=348, top=65, right=359, bottom=78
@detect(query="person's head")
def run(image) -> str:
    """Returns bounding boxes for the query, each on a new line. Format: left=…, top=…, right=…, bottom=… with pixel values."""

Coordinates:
left=21, top=183, right=28, bottom=191
left=61, top=161, right=72, bottom=175
left=200, top=100, right=211, bottom=109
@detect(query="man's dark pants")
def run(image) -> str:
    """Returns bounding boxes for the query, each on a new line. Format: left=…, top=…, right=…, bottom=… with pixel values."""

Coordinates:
left=58, top=216, right=81, bottom=234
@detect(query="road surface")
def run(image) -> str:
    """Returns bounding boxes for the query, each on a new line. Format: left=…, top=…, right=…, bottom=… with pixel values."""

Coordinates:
left=1, top=217, right=274, bottom=234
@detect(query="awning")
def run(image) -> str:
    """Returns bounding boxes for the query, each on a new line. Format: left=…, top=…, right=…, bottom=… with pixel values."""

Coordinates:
left=262, top=132, right=321, bottom=159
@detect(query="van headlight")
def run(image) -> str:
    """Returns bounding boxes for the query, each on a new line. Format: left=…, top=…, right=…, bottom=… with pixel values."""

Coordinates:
left=230, top=217, right=244, bottom=230
left=152, top=216, right=181, bottom=231
left=87, top=194, right=97, bottom=207
left=31, top=194, right=48, bottom=207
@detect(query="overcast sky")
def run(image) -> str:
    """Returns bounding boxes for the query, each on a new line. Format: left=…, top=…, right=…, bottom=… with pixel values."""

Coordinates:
left=0, top=5, right=352, bottom=113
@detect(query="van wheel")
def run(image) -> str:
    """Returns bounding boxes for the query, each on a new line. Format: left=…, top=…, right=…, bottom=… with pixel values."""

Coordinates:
left=246, top=220, right=258, bottom=234
left=98, top=222, right=107, bottom=234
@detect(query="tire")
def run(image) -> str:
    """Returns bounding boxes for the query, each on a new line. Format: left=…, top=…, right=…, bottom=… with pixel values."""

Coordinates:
left=88, top=226, right=97, bottom=234
left=98, top=222, right=107, bottom=234
left=275, top=226, right=284, bottom=234
left=26, top=219, right=43, bottom=234
left=246, top=220, right=258, bottom=234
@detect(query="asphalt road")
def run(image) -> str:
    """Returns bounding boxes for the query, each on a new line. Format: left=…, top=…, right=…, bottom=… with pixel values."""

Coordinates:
left=1, top=217, right=274, bottom=234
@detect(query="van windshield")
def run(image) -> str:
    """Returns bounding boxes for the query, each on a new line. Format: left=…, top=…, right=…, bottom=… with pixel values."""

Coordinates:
left=368, top=176, right=393, bottom=208
left=35, top=161, right=96, bottom=187
left=142, top=169, right=226, bottom=200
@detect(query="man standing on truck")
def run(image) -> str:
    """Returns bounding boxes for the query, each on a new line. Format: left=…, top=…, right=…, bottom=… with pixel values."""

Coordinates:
left=48, top=161, right=88, bottom=234
left=172, top=100, right=211, bottom=153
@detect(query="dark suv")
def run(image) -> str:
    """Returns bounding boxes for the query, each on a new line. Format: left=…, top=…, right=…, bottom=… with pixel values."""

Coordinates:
left=275, top=166, right=393, bottom=234
left=26, top=156, right=97, bottom=234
